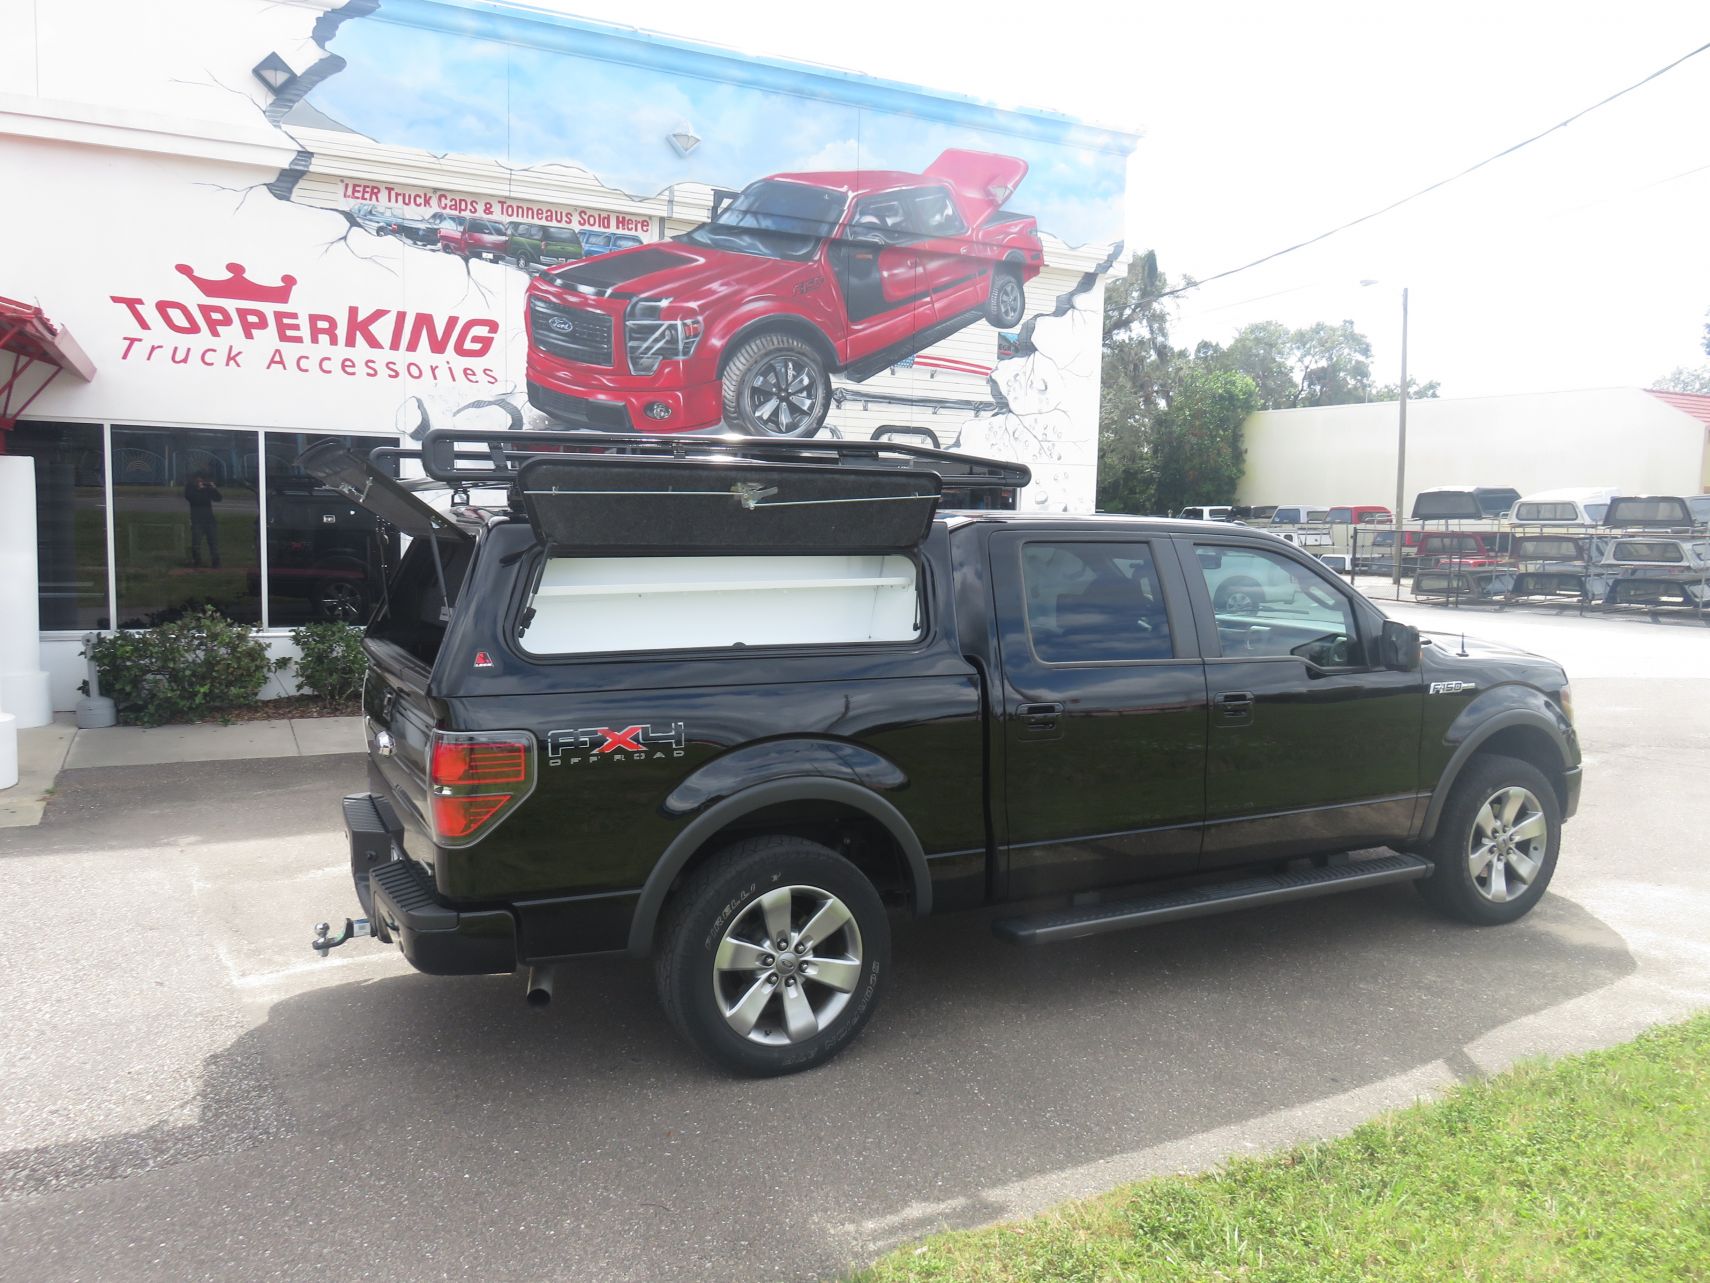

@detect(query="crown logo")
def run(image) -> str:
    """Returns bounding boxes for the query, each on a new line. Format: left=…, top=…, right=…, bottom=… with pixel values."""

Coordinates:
left=174, top=262, right=298, bottom=305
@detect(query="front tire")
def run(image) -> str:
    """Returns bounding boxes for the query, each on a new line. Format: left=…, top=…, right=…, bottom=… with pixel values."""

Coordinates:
left=721, top=332, right=831, bottom=437
left=1416, top=753, right=1560, bottom=925
left=655, top=835, right=889, bottom=1076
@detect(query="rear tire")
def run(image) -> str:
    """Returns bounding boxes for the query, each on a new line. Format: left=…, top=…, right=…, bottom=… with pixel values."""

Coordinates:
left=1416, top=753, right=1560, bottom=925
left=985, top=266, right=1025, bottom=328
left=655, top=835, right=889, bottom=1076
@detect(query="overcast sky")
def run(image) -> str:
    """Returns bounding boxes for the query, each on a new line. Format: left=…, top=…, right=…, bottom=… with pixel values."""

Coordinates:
left=524, top=0, right=1710, bottom=398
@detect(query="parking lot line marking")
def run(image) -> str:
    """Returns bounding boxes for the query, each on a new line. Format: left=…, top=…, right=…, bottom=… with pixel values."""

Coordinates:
left=229, top=951, right=402, bottom=990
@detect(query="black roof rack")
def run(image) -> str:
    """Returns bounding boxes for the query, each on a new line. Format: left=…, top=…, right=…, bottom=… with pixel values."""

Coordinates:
left=376, top=428, right=1031, bottom=495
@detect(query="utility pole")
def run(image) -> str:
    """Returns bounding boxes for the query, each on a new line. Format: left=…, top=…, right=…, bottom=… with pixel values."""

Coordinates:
left=1391, top=287, right=1409, bottom=593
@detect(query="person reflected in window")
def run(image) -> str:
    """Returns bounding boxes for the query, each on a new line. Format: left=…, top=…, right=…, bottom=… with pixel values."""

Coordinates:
left=184, top=470, right=222, bottom=568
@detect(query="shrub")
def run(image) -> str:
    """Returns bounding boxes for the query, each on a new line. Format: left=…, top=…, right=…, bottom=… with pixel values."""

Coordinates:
left=84, top=607, right=272, bottom=726
left=287, top=622, right=366, bottom=703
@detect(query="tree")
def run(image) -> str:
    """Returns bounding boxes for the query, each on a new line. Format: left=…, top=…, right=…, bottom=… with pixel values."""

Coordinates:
left=1215, top=320, right=1296, bottom=409
left=1653, top=308, right=1710, bottom=393
left=1149, top=365, right=1259, bottom=515
left=1196, top=318, right=1422, bottom=409
left=1653, top=367, right=1710, bottom=394
left=1372, top=377, right=1441, bottom=401
left=1097, top=251, right=1182, bottom=514
left=1290, top=320, right=1373, bottom=406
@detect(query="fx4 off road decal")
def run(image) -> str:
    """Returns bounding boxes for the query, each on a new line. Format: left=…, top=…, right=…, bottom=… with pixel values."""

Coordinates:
left=547, top=722, right=687, bottom=765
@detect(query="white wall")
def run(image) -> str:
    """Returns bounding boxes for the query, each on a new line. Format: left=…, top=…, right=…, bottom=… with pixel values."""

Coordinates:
left=1237, top=388, right=1710, bottom=510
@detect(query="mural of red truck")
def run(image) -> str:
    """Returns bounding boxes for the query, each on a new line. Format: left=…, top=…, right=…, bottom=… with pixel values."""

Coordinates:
left=523, top=149, right=1043, bottom=436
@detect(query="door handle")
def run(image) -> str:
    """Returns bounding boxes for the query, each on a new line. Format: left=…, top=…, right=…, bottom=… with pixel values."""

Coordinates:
left=1016, top=701, right=1064, bottom=730
left=1216, top=691, right=1255, bottom=723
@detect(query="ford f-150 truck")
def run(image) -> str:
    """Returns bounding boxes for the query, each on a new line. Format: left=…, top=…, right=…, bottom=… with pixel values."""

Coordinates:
left=305, top=431, right=1581, bottom=1077
left=522, top=149, right=1042, bottom=438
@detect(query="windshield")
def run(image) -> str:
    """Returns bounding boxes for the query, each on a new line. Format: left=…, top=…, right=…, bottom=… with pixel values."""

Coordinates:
left=682, top=180, right=847, bottom=261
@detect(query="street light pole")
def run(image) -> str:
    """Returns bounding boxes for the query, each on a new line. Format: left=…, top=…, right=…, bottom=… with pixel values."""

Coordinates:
left=1391, top=286, right=1409, bottom=593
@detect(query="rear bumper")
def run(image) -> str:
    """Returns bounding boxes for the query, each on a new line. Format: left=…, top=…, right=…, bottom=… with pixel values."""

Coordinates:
left=343, top=793, right=517, bottom=976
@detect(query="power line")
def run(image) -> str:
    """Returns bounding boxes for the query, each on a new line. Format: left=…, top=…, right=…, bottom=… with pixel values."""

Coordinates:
left=1158, top=36, right=1710, bottom=301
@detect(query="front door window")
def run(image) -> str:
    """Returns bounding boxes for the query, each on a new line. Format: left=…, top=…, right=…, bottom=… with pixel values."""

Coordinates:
left=1194, top=544, right=1363, bottom=670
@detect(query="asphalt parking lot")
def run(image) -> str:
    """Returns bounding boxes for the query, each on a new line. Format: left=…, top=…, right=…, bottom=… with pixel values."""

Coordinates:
left=2, top=599, right=1707, bottom=1282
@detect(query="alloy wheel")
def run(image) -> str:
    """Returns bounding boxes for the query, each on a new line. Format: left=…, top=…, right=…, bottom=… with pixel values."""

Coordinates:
left=713, top=884, right=863, bottom=1045
left=319, top=581, right=365, bottom=623
left=747, top=355, right=820, bottom=434
left=1468, top=785, right=1547, bottom=902
left=993, top=274, right=1023, bottom=324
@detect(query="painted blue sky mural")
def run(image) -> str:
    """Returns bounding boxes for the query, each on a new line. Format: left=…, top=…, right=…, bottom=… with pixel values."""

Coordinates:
left=303, top=1, right=1131, bottom=248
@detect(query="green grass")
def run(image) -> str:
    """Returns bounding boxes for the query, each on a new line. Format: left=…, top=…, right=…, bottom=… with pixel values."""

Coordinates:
left=851, top=1014, right=1710, bottom=1283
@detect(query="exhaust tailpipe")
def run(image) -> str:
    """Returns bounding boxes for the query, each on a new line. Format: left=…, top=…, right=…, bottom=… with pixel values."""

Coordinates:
left=525, top=964, right=556, bottom=1008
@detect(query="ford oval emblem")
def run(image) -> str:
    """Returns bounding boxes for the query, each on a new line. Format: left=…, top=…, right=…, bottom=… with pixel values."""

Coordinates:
left=548, top=316, right=574, bottom=333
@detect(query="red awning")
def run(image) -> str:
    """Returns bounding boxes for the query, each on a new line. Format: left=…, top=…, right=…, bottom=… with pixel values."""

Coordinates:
left=0, top=295, right=95, bottom=427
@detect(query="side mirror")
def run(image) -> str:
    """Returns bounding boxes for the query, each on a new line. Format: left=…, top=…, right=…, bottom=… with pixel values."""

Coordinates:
left=1380, top=619, right=1422, bottom=672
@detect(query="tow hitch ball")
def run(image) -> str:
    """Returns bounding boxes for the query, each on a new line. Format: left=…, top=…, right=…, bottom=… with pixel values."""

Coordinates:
left=311, top=918, right=372, bottom=956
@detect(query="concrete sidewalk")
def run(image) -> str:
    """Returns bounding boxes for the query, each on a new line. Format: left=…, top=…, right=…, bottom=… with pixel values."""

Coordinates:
left=1, top=715, right=363, bottom=828
left=63, top=715, right=363, bottom=769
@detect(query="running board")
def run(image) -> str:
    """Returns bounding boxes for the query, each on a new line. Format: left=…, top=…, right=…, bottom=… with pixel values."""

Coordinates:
left=992, top=853, right=1433, bottom=945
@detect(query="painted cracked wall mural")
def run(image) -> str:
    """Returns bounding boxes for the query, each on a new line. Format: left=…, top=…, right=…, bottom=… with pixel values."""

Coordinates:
left=16, top=0, right=1132, bottom=511
left=277, top=2, right=1132, bottom=508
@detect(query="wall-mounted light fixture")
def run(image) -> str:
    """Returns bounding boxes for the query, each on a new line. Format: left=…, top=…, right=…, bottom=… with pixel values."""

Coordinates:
left=252, top=52, right=297, bottom=95
left=668, top=125, right=701, bottom=157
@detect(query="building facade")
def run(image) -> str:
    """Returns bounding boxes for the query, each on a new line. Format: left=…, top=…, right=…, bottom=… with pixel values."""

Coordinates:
left=0, top=0, right=1137, bottom=714
left=1237, top=388, right=1710, bottom=515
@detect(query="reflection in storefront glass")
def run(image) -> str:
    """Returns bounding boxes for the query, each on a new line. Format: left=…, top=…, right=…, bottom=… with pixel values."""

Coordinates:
left=9, top=421, right=109, bottom=630
left=263, top=433, right=397, bottom=627
left=112, top=426, right=261, bottom=627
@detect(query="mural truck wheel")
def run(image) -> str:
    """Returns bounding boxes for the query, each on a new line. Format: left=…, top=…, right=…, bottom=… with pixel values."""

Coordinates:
left=985, top=267, right=1025, bottom=329
left=722, top=333, right=830, bottom=438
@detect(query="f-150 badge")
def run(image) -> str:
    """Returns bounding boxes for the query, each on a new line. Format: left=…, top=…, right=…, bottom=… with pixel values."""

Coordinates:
left=1429, top=681, right=1476, bottom=695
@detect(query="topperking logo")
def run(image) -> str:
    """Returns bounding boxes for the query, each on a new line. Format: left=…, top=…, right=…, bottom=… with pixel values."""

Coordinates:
left=547, top=723, right=688, bottom=766
left=107, top=261, right=502, bottom=386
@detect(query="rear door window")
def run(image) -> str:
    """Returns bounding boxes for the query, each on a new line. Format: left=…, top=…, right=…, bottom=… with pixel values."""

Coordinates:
left=1019, top=542, right=1174, bottom=663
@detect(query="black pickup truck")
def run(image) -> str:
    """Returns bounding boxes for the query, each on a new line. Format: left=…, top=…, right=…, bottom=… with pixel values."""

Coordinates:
left=305, top=432, right=1580, bottom=1076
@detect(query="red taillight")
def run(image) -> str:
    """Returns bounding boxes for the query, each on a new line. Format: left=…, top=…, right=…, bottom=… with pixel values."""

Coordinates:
left=427, top=730, right=535, bottom=846
left=432, top=792, right=514, bottom=839
left=430, top=740, right=529, bottom=785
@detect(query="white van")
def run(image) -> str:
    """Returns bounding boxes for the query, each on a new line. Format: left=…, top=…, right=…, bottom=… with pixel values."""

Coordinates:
left=1509, top=487, right=1621, bottom=527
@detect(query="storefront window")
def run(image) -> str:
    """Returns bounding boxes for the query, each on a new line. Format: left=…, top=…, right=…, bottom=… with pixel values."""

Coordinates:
left=263, top=432, right=398, bottom=626
left=112, top=426, right=261, bottom=627
left=8, top=421, right=109, bottom=630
